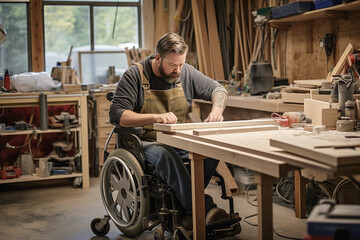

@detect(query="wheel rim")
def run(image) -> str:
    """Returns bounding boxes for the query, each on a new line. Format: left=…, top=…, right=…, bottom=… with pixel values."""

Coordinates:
left=101, top=156, right=139, bottom=227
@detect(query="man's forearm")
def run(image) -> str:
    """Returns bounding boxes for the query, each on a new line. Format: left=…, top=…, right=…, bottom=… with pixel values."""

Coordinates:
left=120, top=110, right=178, bottom=127
left=211, top=91, right=227, bottom=113
left=120, top=110, right=156, bottom=127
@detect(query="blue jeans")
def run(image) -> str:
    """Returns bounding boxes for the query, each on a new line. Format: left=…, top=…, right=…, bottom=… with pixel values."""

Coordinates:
left=142, top=142, right=219, bottom=215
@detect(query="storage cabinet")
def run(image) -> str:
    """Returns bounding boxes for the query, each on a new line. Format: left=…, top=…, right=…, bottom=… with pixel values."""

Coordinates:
left=89, top=91, right=116, bottom=176
left=0, top=92, right=90, bottom=189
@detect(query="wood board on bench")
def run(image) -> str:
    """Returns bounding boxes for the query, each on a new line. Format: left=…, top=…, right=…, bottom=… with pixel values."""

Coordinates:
left=153, top=119, right=277, bottom=132
left=269, top=136, right=360, bottom=167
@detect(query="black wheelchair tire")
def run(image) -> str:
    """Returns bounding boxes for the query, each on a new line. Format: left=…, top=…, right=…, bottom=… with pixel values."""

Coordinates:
left=100, top=149, right=150, bottom=237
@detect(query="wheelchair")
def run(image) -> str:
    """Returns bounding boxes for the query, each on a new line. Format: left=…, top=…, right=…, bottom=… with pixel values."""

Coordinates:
left=91, top=94, right=242, bottom=240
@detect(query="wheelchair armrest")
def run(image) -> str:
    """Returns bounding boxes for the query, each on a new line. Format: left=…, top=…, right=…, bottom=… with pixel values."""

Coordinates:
left=113, top=126, right=145, bottom=136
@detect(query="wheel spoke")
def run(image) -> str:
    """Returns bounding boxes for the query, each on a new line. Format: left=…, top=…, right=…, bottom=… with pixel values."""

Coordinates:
left=110, top=173, right=122, bottom=191
left=121, top=199, right=132, bottom=221
left=124, top=191, right=135, bottom=210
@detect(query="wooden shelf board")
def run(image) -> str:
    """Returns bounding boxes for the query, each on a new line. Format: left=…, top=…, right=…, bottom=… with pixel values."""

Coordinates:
left=0, top=173, right=82, bottom=184
left=0, top=127, right=81, bottom=136
left=269, top=1, right=360, bottom=24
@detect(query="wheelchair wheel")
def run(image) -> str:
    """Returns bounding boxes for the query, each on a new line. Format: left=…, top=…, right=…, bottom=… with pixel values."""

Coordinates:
left=90, top=217, right=110, bottom=236
left=100, top=149, right=150, bottom=237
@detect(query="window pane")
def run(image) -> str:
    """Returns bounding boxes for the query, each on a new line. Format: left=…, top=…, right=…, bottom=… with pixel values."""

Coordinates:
left=94, top=6, right=139, bottom=49
left=0, top=3, right=29, bottom=74
left=44, top=5, right=90, bottom=74
left=79, top=51, right=128, bottom=84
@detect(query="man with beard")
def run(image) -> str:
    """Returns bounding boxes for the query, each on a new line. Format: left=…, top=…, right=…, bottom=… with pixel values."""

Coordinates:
left=109, top=32, right=229, bottom=229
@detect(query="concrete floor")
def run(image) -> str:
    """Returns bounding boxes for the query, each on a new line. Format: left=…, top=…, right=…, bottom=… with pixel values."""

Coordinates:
left=0, top=177, right=307, bottom=240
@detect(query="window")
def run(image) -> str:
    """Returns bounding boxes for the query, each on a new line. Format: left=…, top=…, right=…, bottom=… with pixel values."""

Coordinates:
left=0, top=2, right=29, bottom=75
left=44, top=1, right=141, bottom=81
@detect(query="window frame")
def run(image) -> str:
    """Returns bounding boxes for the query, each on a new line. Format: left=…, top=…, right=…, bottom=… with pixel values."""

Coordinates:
left=43, top=1, right=142, bottom=52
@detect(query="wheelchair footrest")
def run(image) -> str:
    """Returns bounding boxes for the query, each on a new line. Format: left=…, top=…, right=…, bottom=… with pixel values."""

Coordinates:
left=206, top=216, right=241, bottom=231
left=206, top=215, right=242, bottom=240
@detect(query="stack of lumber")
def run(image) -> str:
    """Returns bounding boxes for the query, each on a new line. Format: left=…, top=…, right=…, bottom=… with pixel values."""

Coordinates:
left=281, top=79, right=327, bottom=104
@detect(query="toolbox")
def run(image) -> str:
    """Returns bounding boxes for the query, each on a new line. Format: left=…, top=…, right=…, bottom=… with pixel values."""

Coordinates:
left=272, top=1, right=315, bottom=19
left=0, top=165, right=22, bottom=180
left=307, top=200, right=360, bottom=240
left=314, top=0, right=342, bottom=10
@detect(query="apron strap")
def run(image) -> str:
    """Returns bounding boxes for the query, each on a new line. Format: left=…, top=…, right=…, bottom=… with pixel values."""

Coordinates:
left=135, top=62, right=150, bottom=90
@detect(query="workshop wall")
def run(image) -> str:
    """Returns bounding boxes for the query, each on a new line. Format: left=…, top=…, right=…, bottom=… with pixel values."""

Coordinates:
left=286, top=14, right=360, bottom=82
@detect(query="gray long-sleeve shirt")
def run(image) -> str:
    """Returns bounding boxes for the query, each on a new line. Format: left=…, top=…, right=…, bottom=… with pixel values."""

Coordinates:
left=109, top=55, right=227, bottom=125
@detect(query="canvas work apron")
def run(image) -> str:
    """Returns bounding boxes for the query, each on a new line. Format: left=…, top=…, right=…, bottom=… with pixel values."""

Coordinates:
left=135, top=62, right=189, bottom=140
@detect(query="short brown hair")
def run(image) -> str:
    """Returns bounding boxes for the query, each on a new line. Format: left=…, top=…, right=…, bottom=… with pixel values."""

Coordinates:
left=155, top=32, right=188, bottom=58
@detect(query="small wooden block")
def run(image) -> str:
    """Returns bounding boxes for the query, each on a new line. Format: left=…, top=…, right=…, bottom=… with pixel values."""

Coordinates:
left=63, top=84, right=81, bottom=92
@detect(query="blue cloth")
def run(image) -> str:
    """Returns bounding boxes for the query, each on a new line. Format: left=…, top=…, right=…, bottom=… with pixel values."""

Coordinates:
left=142, top=141, right=218, bottom=214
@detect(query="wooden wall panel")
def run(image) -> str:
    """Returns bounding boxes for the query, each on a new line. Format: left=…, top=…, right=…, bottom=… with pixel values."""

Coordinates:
left=286, top=14, right=360, bottom=83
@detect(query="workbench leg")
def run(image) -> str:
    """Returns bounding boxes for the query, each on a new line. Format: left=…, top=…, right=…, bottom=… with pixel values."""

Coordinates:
left=80, top=95, right=90, bottom=189
left=294, top=169, right=306, bottom=219
left=190, top=152, right=206, bottom=240
left=255, top=172, right=276, bottom=240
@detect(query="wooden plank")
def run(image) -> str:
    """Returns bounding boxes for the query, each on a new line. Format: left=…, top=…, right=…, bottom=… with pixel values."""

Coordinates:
left=234, top=1, right=246, bottom=73
left=269, top=136, right=360, bottom=167
left=240, top=0, right=249, bottom=69
left=321, top=108, right=339, bottom=129
left=217, top=161, right=240, bottom=196
left=304, top=98, right=332, bottom=126
left=153, top=119, right=277, bottom=132
left=193, top=125, right=278, bottom=136
left=310, top=89, right=331, bottom=102
left=294, top=79, right=326, bottom=87
left=155, top=0, right=169, bottom=43
left=191, top=0, right=213, bottom=78
left=282, top=92, right=310, bottom=104
left=205, top=0, right=225, bottom=79
left=356, top=99, right=360, bottom=120
left=326, top=43, right=354, bottom=82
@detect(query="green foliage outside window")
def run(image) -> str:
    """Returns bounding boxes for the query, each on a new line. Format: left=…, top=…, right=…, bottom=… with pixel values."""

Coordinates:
left=0, top=3, right=28, bottom=74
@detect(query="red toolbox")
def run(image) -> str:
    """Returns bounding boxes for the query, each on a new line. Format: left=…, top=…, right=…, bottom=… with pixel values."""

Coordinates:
left=0, top=165, right=22, bottom=180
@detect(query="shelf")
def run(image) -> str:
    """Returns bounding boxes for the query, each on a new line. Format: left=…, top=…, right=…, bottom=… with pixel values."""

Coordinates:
left=0, top=127, right=81, bottom=136
left=0, top=173, right=82, bottom=184
left=269, top=1, right=360, bottom=26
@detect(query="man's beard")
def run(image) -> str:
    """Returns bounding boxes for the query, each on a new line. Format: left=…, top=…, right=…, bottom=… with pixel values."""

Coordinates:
left=159, top=61, right=180, bottom=84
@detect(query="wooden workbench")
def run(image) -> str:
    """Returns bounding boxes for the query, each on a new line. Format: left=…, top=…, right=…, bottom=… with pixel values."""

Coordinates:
left=154, top=122, right=360, bottom=240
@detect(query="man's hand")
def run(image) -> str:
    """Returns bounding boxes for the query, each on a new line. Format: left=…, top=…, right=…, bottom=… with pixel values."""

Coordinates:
left=155, top=112, right=178, bottom=124
left=204, top=91, right=227, bottom=122
left=204, top=108, right=224, bottom=122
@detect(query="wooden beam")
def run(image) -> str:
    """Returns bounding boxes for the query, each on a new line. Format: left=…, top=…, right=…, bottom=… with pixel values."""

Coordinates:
left=191, top=0, right=213, bottom=78
left=205, top=0, right=225, bottom=79
left=217, top=161, right=240, bottom=196
left=270, top=136, right=360, bottom=167
left=155, top=0, right=169, bottom=42
left=153, top=119, right=277, bottom=132
left=193, top=125, right=278, bottom=136
left=326, top=43, right=354, bottom=82
left=30, top=0, right=44, bottom=72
